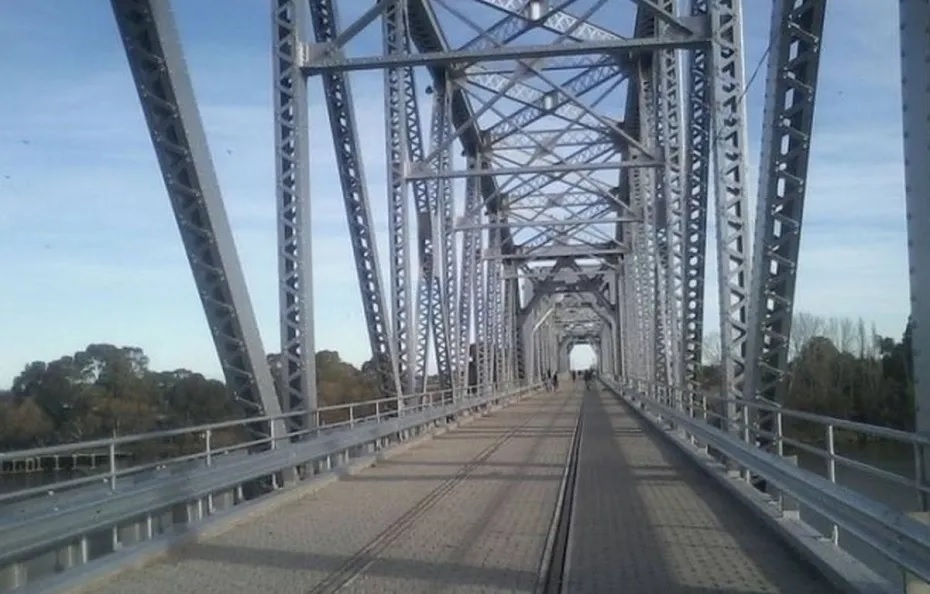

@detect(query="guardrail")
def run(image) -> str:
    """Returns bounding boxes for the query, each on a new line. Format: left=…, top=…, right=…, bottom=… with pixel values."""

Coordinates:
left=0, top=382, right=537, bottom=592
left=0, top=385, right=482, bottom=506
left=604, top=375, right=930, bottom=589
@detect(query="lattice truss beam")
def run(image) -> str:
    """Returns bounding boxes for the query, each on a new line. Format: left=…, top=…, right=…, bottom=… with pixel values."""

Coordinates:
left=112, top=0, right=284, bottom=439
left=114, top=0, right=814, bottom=430
left=742, top=0, right=826, bottom=452
left=288, top=0, right=723, bottom=396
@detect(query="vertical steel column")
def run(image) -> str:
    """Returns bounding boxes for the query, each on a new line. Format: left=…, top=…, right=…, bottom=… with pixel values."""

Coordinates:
left=655, top=1, right=685, bottom=391
left=438, top=94, right=458, bottom=384
left=384, top=0, right=414, bottom=394
left=617, top=269, right=628, bottom=378
left=111, top=0, right=282, bottom=428
left=475, top=228, right=489, bottom=392
left=900, top=0, right=930, bottom=511
left=458, top=160, right=480, bottom=392
left=426, top=85, right=453, bottom=389
left=743, top=1, right=826, bottom=422
left=634, top=60, right=663, bottom=390
left=309, top=0, right=403, bottom=399
left=509, top=276, right=524, bottom=381
left=708, top=0, right=753, bottom=422
left=682, top=0, right=711, bottom=392
left=274, top=0, right=316, bottom=432
left=649, top=57, right=674, bottom=392
left=487, top=219, right=504, bottom=387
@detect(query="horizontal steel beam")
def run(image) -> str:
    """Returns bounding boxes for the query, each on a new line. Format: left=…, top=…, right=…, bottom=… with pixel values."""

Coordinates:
left=458, top=217, right=638, bottom=232
left=302, top=35, right=709, bottom=73
left=493, top=245, right=628, bottom=260
left=408, top=160, right=662, bottom=180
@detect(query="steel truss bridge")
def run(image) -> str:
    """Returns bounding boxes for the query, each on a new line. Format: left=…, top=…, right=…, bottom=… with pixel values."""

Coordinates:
left=2, top=1, right=930, bottom=593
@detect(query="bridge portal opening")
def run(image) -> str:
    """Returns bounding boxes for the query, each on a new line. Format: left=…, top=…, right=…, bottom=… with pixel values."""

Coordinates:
left=569, top=344, right=597, bottom=372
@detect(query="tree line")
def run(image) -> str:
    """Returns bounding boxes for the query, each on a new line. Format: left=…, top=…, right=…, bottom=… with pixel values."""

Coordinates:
left=0, top=344, right=382, bottom=453
left=698, top=313, right=915, bottom=437
left=1, top=313, right=915, bottom=453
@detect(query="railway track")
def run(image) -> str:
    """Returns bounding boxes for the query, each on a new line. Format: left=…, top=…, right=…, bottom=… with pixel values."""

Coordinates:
left=536, top=395, right=584, bottom=594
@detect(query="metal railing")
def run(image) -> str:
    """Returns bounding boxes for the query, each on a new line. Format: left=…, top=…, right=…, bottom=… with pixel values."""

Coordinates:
left=607, top=375, right=930, bottom=587
left=0, top=381, right=537, bottom=592
left=0, top=384, right=505, bottom=506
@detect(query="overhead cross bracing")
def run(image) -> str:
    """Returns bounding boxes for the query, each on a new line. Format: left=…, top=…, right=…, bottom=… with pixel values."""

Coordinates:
left=275, top=0, right=724, bottom=403
left=111, top=0, right=867, bottom=458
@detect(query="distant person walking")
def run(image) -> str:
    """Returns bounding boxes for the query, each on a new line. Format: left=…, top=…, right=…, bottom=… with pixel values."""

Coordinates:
left=552, top=373, right=559, bottom=391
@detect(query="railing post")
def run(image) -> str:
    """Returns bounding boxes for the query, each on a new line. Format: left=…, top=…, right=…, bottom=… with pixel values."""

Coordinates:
left=108, top=442, right=117, bottom=491
left=826, top=424, right=838, bottom=545
left=775, top=411, right=784, bottom=458
left=376, top=401, right=381, bottom=422
left=349, top=405, right=355, bottom=427
left=205, top=429, right=212, bottom=467
left=740, top=404, right=752, bottom=481
left=741, top=404, right=750, bottom=445
left=270, top=419, right=277, bottom=451
left=916, top=444, right=928, bottom=511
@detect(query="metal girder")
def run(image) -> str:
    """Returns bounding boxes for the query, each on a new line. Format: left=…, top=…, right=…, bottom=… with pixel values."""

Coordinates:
left=708, top=0, right=753, bottom=411
left=458, top=217, right=638, bottom=232
left=484, top=59, right=624, bottom=145
left=425, top=84, right=454, bottom=389
left=406, top=0, right=510, bottom=216
left=458, top=162, right=481, bottom=391
left=492, top=128, right=615, bottom=150
left=274, top=0, right=316, bottom=431
left=743, top=0, right=826, bottom=411
left=496, top=244, right=628, bottom=260
left=655, top=0, right=685, bottom=391
left=111, top=0, right=281, bottom=430
left=302, top=35, right=709, bottom=73
left=681, top=0, right=711, bottom=389
left=899, top=0, right=930, bottom=510
left=476, top=0, right=618, bottom=41
left=408, top=159, right=661, bottom=180
left=308, top=0, right=402, bottom=399
left=384, top=0, right=415, bottom=393
left=475, top=226, right=490, bottom=390
left=502, top=142, right=623, bottom=204
left=487, top=215, right=504, bottom=384
left=635, top=58, right=670, bottom=391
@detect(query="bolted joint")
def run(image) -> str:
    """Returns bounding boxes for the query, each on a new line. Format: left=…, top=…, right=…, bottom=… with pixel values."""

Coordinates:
left=299, top=42, right=340, bottom=68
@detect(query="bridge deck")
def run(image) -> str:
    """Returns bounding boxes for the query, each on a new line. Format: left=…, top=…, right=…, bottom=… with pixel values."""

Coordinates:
left=82, top=386, right=835, bottom=594
left=566, top=388, right=837, bottom=593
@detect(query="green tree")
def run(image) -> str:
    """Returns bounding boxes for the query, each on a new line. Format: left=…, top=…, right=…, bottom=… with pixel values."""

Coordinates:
left=0, top=398, right=54, bottom=448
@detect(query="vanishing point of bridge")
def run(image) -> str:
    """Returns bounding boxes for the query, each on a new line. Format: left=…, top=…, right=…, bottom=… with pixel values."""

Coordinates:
left=2, top=1, right=930, bottom=593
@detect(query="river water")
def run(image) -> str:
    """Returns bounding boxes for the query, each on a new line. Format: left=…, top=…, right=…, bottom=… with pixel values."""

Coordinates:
left=793, top=443, right=918, bottom=590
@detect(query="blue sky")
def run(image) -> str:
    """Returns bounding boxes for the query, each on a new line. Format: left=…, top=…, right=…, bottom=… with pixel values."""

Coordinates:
left=0, top=2, right=909, bottom=387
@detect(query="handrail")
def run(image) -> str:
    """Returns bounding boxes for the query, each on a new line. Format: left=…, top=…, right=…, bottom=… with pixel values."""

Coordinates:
left=0, top=384, right=486, bottom=460
left=0, top=383, right=509, bottom=505
left=626, top=374, right=930, bottom=448
left=604, top=375, right=930, bottom=586
left=626, top=374, right=930, bottom=508
left=0, top=383, right=539, bottom=574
